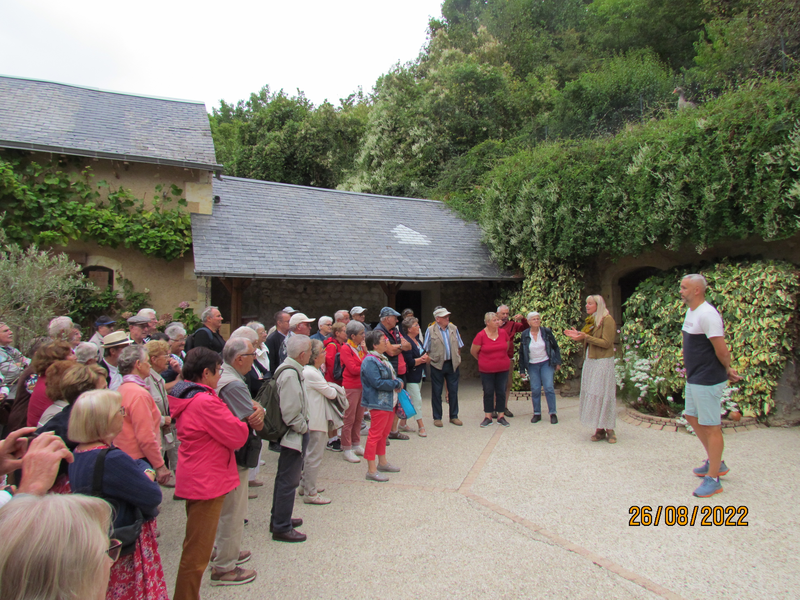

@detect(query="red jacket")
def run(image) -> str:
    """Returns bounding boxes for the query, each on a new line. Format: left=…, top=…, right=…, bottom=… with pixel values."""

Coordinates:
left=324, top=338, right=343, bottom=385
left=169, top=383, right=248, bottom=501
left=339, top=341, right=365, bottom=390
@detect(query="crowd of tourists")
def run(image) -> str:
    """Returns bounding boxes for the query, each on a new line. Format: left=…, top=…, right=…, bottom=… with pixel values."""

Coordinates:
left=0, top=277, right=741, bottom=599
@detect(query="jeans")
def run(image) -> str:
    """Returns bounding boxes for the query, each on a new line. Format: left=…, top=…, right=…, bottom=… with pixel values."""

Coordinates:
left=430, top=360, right=459, bottom=420
left=528, top=361, right=556, bottom=415
left=270, top=432, right=309, bottom=533
left=480, top=371, right=509, bottom=414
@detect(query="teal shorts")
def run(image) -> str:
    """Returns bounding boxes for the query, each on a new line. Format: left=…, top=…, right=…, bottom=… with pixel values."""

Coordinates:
left=684, top=381, right=727, bottom=426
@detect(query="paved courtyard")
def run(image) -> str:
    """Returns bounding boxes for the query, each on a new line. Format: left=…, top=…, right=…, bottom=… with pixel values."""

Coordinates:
left=155, top=380, right=800, bottom=599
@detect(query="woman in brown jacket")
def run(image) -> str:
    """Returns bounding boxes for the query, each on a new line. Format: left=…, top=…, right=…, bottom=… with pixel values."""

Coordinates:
left=565, top=295, right=618, bottom=443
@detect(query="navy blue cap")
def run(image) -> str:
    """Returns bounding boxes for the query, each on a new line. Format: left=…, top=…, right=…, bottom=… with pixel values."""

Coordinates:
left=94, top=315, right=116, bottom=326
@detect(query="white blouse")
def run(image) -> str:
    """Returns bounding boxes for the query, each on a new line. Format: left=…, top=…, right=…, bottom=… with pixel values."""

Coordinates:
left=528, top=332, right=548, bottom=364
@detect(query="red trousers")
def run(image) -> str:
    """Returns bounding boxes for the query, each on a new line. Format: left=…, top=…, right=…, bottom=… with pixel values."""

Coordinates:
left=363, top=409, right=394, bottom=461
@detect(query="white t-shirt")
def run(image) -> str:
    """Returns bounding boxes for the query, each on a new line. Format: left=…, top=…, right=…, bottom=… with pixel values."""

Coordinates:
left=528, top=333, right=548, bottom=364
left=682, top=301, right=726, bottom=385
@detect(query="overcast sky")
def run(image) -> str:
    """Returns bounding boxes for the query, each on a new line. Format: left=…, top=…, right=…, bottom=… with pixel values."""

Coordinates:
left=0, top=0, right=444, bottom=111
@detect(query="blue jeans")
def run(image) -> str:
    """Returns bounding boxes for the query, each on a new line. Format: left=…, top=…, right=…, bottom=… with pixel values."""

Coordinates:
left=528, top=361, right=556, bottom=415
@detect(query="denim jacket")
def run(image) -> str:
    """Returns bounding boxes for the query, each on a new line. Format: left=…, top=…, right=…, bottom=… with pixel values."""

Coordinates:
left=518, top=327, right=562, bottom=372
left=360, top=354, right=401, bottom=411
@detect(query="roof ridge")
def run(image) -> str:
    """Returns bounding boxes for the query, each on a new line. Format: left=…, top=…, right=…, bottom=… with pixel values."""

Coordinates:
left=0, top=74, right=205, bottom=106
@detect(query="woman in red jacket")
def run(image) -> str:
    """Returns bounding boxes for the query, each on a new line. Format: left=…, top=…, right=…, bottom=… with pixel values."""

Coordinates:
left=170, top=347, right=249, bottom=600
left=338, top=321, right=366, bottom=463
left=323, top=323, right=347, bottom=384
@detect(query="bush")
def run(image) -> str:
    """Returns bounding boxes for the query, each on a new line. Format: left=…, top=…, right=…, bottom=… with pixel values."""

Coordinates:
left=617, top=259, right=800, bottom=417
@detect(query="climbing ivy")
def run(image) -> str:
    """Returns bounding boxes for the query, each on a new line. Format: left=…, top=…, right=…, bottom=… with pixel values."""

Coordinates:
left=0, top=154, right=192, bottom=261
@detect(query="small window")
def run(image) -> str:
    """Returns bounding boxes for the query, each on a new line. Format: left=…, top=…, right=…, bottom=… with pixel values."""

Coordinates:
left=83, top=266, right=114, bottom=290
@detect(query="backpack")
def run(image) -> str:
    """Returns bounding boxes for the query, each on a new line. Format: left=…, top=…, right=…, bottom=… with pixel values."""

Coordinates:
left=325, top=338, right=345, bottom=382
left=183, top=326, right=212, bottom=353
left=254, top=363, right=298, bottom=443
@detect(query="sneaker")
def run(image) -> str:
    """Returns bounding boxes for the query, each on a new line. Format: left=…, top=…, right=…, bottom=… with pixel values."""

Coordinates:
left=343, top=450, right=361, bottom=463
left=360, top=424, right=369, bottom=436
left=531, top=414, right=541, bottom=423
left=377, top=462, right=401, bottom=473
left=480, top=417, right=493, bottom=428
left=210, top=566, right=257, bottom=586
left=366, top=471, right=389, bottom=482
left=353, top=445, right=365, bottom=456
left=326, top=439, right=342, bottom=452
left=497, top=417, right=510, bottom=427
left=303, top=493, right=332, bottom=505
left=550, top=414, right=558, bottom=424
left=237, top=550, right=252, bottom=565
left=298, top=487, right=324, bottom=496
left=693, top=460, right=730, bottom=478
left=504, top=408, right=515, bottom=418
left=693, top=476, right=723, bottom=498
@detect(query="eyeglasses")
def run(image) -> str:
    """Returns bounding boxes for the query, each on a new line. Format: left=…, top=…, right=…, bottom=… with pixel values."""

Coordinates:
left=107, top=539, right=122, bottom=562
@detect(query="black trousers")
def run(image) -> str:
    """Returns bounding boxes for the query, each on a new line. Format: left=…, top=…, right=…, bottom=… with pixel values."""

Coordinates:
left=480, top=371, right=509, bottom=414
left=430, top=360, right=459, bottom=420
left=270, top=432, right=309, bottom=533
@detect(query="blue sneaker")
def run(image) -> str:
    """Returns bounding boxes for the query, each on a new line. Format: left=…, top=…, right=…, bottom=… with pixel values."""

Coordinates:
left=693, top=476, right=723, bottom=497
left=692, top=460, right=730, bottom=477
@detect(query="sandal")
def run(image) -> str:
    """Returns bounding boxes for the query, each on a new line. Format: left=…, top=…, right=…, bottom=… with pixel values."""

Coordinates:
left=398, top=424, right=414, bottom=433
left=388, top=431, right=410, bottom=440
left=418, top=428, right=427, bottom=438
left=590, top=429, right=606, bottom=442
left=606, top=429, right=617, bottom=444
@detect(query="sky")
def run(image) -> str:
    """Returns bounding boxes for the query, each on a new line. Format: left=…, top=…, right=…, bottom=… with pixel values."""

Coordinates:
left=0, top=0, right=444, bottom=112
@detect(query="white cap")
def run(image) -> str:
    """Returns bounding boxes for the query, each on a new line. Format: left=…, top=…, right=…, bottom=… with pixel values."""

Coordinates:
left=289, top=313, right=314, bottom=328
left=433, top=308, right=451, bottom=318
left=282, top=306, right=299, bottom=315
left=350, top=306, right=367, bottom=315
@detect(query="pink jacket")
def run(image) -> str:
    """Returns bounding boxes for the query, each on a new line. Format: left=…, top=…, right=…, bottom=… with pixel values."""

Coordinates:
left=115, top=382, right=165, bottom=469
left=169, top=382, right=248, bottom=501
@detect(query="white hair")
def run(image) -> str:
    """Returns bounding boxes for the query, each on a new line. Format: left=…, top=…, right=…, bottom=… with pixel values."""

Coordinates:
left=318, top=316, right=333, bottom=328
left=230, top=326, right=258, bottom=343
left=682, top=273, right=708, bottom=291
left=165, top=324, right=186, bottom=340
left=497, top=304, right=509, bottom=312
left=246, top=321, right=265, bottom=333
left=48, top=316, right=74, bottom=340
left=287, top=334, right=311, bottom=359
left=223, top=337, right=253, bottom=364
left=527, top=312, right=541, bottom=320
left=74, top=342, right=99, bottom=364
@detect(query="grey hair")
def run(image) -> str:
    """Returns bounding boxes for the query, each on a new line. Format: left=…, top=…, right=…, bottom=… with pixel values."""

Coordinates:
left=200, top=306, right=219, bottom=323
left=497, top=304, right=509, bottom=312
left=74, top=342, right=99, bottom=364
left=230, top=326, right=258, bottom=343
left=682, top=273, right=708, bottom=291
left=48, top=316, right=74, bottom=339
left=334, top=310, right=350, bottom=321
left=165, top=324, right=186, bottom=340
left=137, top=308, right=156, bottom=319
left=402, top=316, right=418, bottom=330
left=308, top=339, right=324, bottom=365
left=246, top=321, right=265, bottom=333
left=117, top=344, right=148, bottom=376
left=287, top=334, right=311, bottom=359
left=345, top=320, right=365, bottom=338
left=318, top=316, right=333, bottom=328
left=527, top=311, right=541, bottom=320
left=222, top=337, right=252, bottom=364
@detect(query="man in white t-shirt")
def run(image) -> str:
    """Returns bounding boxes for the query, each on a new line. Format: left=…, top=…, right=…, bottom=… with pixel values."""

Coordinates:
left=679, top=274, right=742, bottom=498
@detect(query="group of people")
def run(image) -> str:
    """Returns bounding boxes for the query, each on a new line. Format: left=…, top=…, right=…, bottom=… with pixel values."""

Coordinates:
left=0, top=275, right=742, bottom=599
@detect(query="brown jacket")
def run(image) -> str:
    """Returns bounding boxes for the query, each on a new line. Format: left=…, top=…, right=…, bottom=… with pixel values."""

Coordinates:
left=585, top=315, right=616, bottom=359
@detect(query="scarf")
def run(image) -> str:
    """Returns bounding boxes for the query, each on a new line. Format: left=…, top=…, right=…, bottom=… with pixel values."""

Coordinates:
left=347, top=339, right=366, bottom=360
left=122, top=374, right=150, bottom=391
left=581, top=315, right=595, bottom=335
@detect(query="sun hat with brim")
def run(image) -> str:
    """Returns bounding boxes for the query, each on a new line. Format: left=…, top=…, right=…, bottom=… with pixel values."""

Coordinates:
left=101, top=331, right=134, bottom=348
left=94, top=315, right=116, bottom=326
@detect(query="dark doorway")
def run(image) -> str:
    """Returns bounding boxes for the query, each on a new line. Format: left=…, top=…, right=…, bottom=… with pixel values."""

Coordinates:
left=82, top=266, right=114, bottom=290
left=618, top=267, right=662, bottom=319
left=396, top=290, right=422, bottom=322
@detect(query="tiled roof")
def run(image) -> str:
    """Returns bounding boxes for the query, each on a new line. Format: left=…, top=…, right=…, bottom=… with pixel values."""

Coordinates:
left=192, top=177, right=518, bottom=281
left=0, top=76, right=220, bottom=170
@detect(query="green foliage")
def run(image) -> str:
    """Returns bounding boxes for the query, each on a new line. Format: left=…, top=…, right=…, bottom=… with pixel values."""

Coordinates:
left=474, top=79, right=800, bottom=269
left=618, top=259, right=800, bottom=417
left=500, top=261, right=586, bottom=389
left=0, top=229, right=85, bottom=354
left=171, top=303, right=202, bottom=335
left=68, top=276, right=152, bottom=332
left=0, top=155, right=191, bottom=261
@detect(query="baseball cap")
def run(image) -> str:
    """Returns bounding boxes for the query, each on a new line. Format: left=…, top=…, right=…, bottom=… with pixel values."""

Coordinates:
left=379, top=307, right=401, bottom=319
left=350, top=306, right=367, bottom=316
left=282, top=306, right=299, bottom=315
left=94, top=315, right=116, bottom=326
left=289, top=313, right=315, bottom=328
left=433, top=308, right=452, bottom=318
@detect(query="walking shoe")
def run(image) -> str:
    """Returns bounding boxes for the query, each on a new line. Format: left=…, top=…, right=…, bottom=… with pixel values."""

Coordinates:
left=480, top=417, right=493, bottom=428
left=491, top=412, right=498, bottom=419
left=377, top=463, right=401, bottom=473
left=693, top=476, right=723, bottom=498
left=303, top=493, right=332, bottom=505
left=693, top=460, right=730, bottom=477
left=298, top=487, right=324, bottom=496
left=210, top=566, right=257, bottom=586
left=450, top=418, right=463, bottom=426
left=353, top=445, right=365, bottom=456
left=326, top=439, right=342, bottom=452
left=366, top=471, right=389, bottom=482
left=343, top=450, right=361, bottom=463
left=248, top=480, right=264, bottom=487
left=237, top=550, right=252, bottom=565
left=269, top=518, right=303, bottom=532
left=433, top=420, right=443, bottom=427
left=504, top=408, right=515, bottom=417
left=272, top=529, right=307, bottom=543
left=497, top=417, right=510, bottom=427
left=531, top=414, right=541, bottom=423
left=550, top=414, right=558, bottom=424
left=388, top=431, right=409, bottom=440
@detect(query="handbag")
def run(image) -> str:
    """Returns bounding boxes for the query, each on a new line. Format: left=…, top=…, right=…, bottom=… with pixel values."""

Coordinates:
left=397, top=389, right=416, bottom=419
left=91, top=449, right=144, bottom=557
left=234, top=429, right=263, bottom=469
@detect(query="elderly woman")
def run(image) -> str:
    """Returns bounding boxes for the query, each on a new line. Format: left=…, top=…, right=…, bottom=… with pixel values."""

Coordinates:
left=361, top=330, right=404, bottom=481
left=519, top=312, right=563, bottom=424
left=299, top=339, right=340, bottom=504
left=145, top=340, right=179, bottom=487
left=311, top=316, right=333, bottom=342
left=36, top=360, right=80, bottom=427
left=339, top=320, right=366, bottom=462
left=162, top=324, right=186, bottom=390
left=113, top=345, right=171, bottom=484
left=75, top=342, right=100, bottom=365
left=0, top=494, right=115, bottom=600
left=246, top=321, right=270, bottom=377
left=399, top=317, right=430, bottom=436
left=565, top=295, right=618, bottom=443
left=68, top=389, right=168, bottom=600
left=49, top=316, right=81, bottom=347
left=471, top=312, right=512, bottom=427
left=0, top=322, right=30, bottom=402
left=26, top=341, right=76, bottom=427
left=324, top=322, right=347, bottom=385
left=170, top=347, right=249, bottom=600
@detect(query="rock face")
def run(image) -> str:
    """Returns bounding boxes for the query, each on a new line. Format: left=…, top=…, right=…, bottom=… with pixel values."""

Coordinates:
left=770, top=359, right=800, bottom=426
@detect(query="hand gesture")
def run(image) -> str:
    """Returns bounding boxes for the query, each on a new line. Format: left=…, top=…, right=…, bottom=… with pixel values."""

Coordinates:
left=0, top=426, right=36, bottom=476
left=17, top=432, right=74, bottom=496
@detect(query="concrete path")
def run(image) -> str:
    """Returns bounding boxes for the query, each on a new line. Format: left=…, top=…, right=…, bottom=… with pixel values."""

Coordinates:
left=155, top=380, right=800, bottom=599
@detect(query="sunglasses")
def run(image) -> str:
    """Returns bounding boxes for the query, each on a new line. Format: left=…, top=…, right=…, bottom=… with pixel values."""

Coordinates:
left=107, top=539, right=122, bottom=562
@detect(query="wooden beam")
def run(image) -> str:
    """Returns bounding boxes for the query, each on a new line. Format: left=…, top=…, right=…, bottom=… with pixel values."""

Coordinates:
left=219, top=277, right=252, bottom=329
left=379, top=281, right=404, bottom=309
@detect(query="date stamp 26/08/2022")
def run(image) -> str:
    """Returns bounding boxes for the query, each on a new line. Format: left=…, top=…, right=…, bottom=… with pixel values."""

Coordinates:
left=629, top=505, right=748, bottom=527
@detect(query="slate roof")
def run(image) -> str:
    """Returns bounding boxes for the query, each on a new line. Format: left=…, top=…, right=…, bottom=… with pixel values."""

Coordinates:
left=192, top=177, right=518, bottom=281
left=0, top=76, right=220, bottom=171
